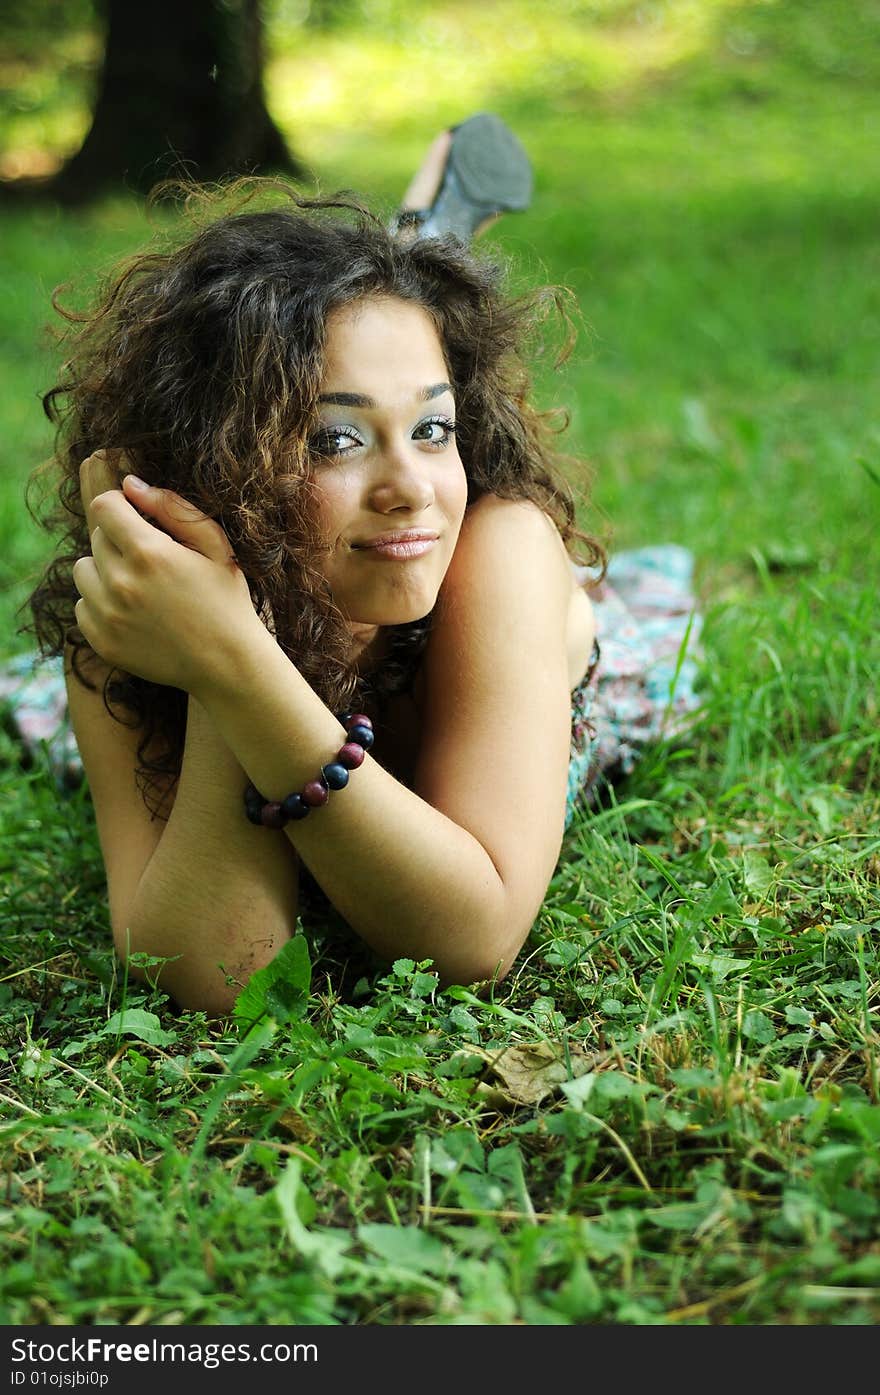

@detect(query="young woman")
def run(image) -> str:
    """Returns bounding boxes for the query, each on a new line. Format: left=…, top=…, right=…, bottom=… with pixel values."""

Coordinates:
left=17, top=119, right=701, bottom=1016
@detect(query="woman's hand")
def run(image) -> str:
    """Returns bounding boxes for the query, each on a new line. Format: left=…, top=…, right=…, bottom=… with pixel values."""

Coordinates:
left=73, top=458, right=261, bottom=693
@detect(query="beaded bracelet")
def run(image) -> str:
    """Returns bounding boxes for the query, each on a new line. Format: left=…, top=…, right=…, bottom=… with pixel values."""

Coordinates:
left=244, top=713, right=374, bottom=830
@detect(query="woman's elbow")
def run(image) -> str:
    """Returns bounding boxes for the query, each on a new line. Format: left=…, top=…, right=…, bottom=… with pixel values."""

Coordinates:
left=432, top=911, right=532, bottom=992
left=111, top=906, right=286, bottom=1018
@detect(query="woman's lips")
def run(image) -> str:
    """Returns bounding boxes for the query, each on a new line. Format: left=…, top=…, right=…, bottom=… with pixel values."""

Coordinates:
left=354, top=532, right=439, bottom=560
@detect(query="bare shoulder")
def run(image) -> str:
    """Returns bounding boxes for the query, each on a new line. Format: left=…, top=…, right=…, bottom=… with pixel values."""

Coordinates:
left=444, top=493, right=573, bottom=599
left=446, top=495, right=597, bottom=690
left=430, top=493, right=584, bottom=687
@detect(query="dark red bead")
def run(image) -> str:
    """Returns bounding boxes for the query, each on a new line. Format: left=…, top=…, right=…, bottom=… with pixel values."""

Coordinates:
left=302, top=780, right=329, bottom=807
left=259, top=802, right=286, bottom=829
left=345, top=713, right=372, bottom=732
left=337, top=741, right=365, bottom=769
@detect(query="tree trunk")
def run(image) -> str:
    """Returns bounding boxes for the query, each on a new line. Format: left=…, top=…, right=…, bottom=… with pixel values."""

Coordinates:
left=49, top=0, right=299, bottom=203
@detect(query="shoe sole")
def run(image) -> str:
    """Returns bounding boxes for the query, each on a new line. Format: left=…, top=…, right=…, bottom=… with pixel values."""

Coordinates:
left=416, top=113, right=533, bottom=241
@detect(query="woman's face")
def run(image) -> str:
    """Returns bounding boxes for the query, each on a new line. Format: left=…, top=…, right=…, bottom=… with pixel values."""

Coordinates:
left=310, top=296, right=468, bottom=648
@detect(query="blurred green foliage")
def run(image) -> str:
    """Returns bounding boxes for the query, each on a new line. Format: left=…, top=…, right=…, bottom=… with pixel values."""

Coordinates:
left=4, top=1, right=880, bottom=180
left=2, top=0, right=878, bottom=630
left=0, top=0, right=103, bottom=177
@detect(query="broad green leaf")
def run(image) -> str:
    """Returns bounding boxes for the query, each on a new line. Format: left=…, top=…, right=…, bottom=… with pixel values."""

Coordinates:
left=668, top=1068, right=717, bottom=1089
left=232, top=933, right=311, bottom=1027
left=275, top=1159, right=350, bottom=1277
left=690, top=953, right=751, bottom=980
left=682, top=397, right=720, bottom=453
left=357, top=1224, right=448, bottom=1273
left=555, top=1260, right=603, bottom=1321
left=690, top=875, right=740, bottom=923
left=741, top=1009, right=776, bottom=1044
left=807, top=792, right=837, bottom=836
left=592, top=1071, right=656, bottom=1102
left=100, top=1009, right=175, bottom=1047
left=645, top=1203, right=707, bottom=1231
left=831, top=1254, right=880, bottom=1283
left=560, top=1073, right=596, bottom=1108
left=784, top=1005, right=814, bottom=1026
left=743, top=850, right=774, bottom=897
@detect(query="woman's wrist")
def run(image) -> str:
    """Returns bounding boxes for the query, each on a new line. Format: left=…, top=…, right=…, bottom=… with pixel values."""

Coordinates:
left=186, top=608, right=282, bottom=708
left=190, top=617, right=350, bottom=800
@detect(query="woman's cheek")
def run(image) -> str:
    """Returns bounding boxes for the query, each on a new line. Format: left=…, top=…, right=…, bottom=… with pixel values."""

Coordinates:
left=312, top=475, right=351, bottom=545
left=449, top=458, right=469, bottom=527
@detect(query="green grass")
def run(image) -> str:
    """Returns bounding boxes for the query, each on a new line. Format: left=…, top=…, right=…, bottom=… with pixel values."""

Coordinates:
left=2, top=0, right=879, bottom=1326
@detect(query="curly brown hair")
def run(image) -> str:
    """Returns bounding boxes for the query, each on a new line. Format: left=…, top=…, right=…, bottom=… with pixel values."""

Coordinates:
left=24, top=180, right=604, bottom=814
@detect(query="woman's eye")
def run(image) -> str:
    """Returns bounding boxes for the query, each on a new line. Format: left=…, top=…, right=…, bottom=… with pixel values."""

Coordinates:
left=412, top=416, right=456, bottom=448
left=310, top=426, right=363, bottom=457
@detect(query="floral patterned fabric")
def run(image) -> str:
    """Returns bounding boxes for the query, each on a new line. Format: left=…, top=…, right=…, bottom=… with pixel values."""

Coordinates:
left=1, top=545, right=703, bottom=821
left=0, top=650, right=81, bottom=788
left=565, top=543, right=703, bottom=828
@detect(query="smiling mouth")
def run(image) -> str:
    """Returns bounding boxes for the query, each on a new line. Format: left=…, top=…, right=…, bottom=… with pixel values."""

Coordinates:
left=355, top=537, right=438, bottom=560
left=353, top=531, right=440, bottom=560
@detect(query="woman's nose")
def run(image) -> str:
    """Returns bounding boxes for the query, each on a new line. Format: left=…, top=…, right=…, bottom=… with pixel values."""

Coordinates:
left=368, top=442, right=435, bottom=513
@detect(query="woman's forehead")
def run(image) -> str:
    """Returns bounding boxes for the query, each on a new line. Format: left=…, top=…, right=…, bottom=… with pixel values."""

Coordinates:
left=321, top=297, right=449, bottom=397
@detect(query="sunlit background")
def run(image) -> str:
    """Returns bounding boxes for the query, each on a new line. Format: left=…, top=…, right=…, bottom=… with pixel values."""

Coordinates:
left=2, top=0, right=878, bottom=635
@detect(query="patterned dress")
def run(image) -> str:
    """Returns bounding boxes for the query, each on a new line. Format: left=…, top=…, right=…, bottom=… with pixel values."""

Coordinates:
left=565, top=543, right=702, bottom=828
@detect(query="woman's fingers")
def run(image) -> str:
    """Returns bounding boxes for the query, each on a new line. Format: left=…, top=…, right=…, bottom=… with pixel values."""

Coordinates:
left=87, top=488, right=160, bottom=560
left=88, top=523, right=123, bottom=569
left=71, top=553, right=100, bottom=605
left=80, top=451, right=122, bottom=527
left=72, top=592, right=106, bottom=661
left=72, top=548, right=130, bottom=665
left=86, top=484, right=226, bottom=567
left=120, top=476, right=236, bottom=566
left=79, top=454, right=236, bottom=569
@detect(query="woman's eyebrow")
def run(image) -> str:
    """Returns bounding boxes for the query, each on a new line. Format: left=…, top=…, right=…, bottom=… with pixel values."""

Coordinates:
left=318, top=382, right=453, bottom=407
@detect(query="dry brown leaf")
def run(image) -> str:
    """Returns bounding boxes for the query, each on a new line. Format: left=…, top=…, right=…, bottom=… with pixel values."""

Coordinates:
left=276, top=1109, right=319, bottom=1143
left=457, top=1040, right=598, bottom=1108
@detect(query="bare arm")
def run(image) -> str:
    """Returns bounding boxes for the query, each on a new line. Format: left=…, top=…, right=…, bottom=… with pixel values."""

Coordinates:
left=67, top=666, right=299, bottom=1016
left=70, top=454, right=299, bottom=1014
left=126, top=695, right=299, bottom=1014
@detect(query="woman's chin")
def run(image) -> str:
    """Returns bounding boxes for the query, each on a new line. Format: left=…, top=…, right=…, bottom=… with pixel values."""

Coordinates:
left=343, top=593, right=436, bottom=628
left=337, top=573, right=440, bottom=628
